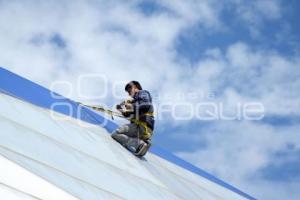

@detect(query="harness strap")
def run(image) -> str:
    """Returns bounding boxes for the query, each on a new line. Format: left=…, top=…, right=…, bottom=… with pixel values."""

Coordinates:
left=141, top=112, right=154, bottom=117
left=130, top=118, right=153, bottom=140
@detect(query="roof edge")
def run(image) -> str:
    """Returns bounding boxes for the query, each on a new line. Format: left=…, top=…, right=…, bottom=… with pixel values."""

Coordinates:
left=0, top=67, right=256, bottom=200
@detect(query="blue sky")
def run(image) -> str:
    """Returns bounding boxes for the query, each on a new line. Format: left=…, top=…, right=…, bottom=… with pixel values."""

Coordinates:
left=0, top=0, right=300, bottom=199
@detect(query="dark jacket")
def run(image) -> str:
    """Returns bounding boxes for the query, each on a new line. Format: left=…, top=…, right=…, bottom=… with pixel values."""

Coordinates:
left=132, top=90, right=155, bottom=131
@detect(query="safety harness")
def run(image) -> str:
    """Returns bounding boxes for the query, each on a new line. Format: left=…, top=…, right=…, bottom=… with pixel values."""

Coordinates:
left=78, top=102, right=154, bottom=140
left=129, top=112, right=154, bottom=140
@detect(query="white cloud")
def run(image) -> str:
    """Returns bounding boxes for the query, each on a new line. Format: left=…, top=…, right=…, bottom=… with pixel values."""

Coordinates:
left=256, top=0, right=282, bottom=20
left=229, top=0, right=282, bottom=37
left=160, top=0, right=222, bottom=29
left=177, top=121, right=300, bottom=200
left=0, top=0, right=226, bottom=86
left=174, top=41, right=300, bottom=199
left=223, top=42, right=300, bottom=115
left=157, top=41, right=300, bottom=120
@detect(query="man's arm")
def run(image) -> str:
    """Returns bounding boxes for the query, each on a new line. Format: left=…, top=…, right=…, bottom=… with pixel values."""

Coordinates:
left=133, top=90, right=152, bottom=113
left=116, top=100, right=134, bottom=117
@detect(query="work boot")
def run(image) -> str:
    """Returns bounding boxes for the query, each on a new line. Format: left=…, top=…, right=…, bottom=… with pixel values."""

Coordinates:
left=127, top=145, right=137, bottom=153
left=135, top=141, right=151, bottom=157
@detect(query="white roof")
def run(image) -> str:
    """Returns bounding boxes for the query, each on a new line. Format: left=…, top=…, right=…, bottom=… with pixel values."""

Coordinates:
left=0, top=92, right=250, bottom=200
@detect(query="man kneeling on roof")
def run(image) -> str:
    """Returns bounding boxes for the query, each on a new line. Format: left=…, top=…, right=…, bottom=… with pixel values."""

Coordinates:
left=111, top=81, right=154, bottom=157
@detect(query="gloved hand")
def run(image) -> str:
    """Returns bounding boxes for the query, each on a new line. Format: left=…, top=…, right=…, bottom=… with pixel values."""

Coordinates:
left=116, top=104, right=122, bottom=110
left=122, top=111, right=132, bottom=117
left=125, top=103, right=133, bottom=110
left=125, top=99, right=134, bottom=104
